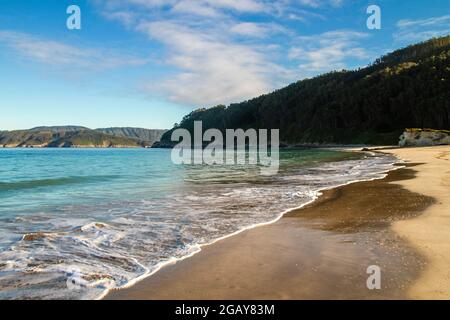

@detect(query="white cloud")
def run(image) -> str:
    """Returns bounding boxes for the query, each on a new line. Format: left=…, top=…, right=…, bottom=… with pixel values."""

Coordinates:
left=90, top=0, right=362, bottom=107
left=172, top=0, right=223, bottom=17
left=297, top=0, right=321, bottom=8
left=0, top=30, right=147, bottom=70
left=289, top=30, right=369, bottom=72
left=395, top=29, right=450, bottom=43
left=230, top=22, right=269, bottom=37
left=102, top=10, right=137, bottom=27
left=93, top=0, right=344, bottom=20
left=230, top=22, right=288, bottom=38
left=94, top=0, right=270, bottom=14
left=137, top=21, right=288, bottom=106
left=90, top=0, right=301, bottom=106
left=395, top=15, right=450, bottom=43
left=397, top=15, right=450, bottom=28
left=201, top=0, right=268, bottom=13
left=297, top=0, right=345, bottom=8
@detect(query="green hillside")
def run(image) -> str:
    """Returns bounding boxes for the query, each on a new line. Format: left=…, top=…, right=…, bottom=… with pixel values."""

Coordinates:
left=0, top=128, right=148, bottom=148
left=96, top=127, right=167, bottom=145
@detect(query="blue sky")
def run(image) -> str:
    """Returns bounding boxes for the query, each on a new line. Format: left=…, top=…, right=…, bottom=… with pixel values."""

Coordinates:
left=0, top=0, right=449, bottom=130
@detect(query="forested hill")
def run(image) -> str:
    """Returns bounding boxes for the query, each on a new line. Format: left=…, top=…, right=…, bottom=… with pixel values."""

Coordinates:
left=0, top=127, right=167, bottom=148
left=158, top=35, right=450, bottom=146
left=0, top=128, right=146, bottom=148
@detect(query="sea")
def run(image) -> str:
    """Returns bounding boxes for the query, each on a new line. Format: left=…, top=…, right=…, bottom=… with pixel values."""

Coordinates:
left=0, top=148, right=399, bottom=299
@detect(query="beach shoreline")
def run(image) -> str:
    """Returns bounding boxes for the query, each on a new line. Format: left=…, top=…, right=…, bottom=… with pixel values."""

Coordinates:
left=106, top=146, right=450, bottom=300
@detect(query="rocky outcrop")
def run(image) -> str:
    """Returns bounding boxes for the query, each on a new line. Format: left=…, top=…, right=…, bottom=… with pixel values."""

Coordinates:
left=399, top=129, right=450, bottom=147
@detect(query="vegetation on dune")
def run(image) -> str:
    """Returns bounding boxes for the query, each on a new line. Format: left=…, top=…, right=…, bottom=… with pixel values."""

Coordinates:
left=159, top=36, right=450, bottom=146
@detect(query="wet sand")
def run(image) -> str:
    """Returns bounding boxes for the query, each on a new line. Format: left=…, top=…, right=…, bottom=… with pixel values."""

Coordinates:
left=107, top=161, right=436, bottom=300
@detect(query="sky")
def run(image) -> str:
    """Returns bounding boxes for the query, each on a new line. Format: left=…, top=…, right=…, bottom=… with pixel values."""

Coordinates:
left=0, top=0, right=449, bottom=130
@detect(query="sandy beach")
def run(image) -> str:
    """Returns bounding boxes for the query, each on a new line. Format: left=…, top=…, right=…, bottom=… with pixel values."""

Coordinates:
left=106, top=146, right=450, bottom=300
left=385, top=146, right=450, bottom=299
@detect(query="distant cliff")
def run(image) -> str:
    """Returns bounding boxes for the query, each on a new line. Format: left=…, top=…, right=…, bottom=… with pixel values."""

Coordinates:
left=96, top=127, right=167, bottom=146
left=0, top=126, right=167, bottom=148
left=158, top=35, right=450, bottom=147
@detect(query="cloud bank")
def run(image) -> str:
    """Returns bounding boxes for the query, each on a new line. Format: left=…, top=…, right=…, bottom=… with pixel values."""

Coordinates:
left=93, top=0, right=358, bottom=106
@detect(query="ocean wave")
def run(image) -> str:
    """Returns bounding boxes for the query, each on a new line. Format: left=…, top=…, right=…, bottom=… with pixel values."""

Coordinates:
left=0, top=175, right=120, bottom=193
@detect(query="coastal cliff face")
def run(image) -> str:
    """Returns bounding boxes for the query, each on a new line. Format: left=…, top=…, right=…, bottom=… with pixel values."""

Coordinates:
left=399, top=129, right=450, bottom=147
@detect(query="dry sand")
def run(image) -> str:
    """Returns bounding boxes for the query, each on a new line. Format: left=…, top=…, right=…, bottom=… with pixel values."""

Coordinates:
left=383, top=146, right=450, bottom=299
left=106, top=145, right=450, bottom=300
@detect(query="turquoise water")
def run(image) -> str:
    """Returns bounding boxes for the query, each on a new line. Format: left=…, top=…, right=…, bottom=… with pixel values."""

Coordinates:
left=0, top=148, right=397, bottom=299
